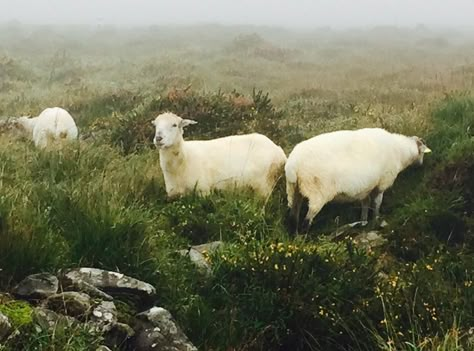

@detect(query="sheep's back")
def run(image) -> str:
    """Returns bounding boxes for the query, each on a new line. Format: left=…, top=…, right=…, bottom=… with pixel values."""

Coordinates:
left=183, top=133, right=285, bottom=184
left=288, top=128, right=403, bottom=198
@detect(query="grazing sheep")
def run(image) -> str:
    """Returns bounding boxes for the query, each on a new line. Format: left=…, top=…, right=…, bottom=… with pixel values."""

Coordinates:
left=285, top=128, right=431, bottom=232
left=14, top=107, right=78, bottom=149
left=152, top=112, right=287, bottom=198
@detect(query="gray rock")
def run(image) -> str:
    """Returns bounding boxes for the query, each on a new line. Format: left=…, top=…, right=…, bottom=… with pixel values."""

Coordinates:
left=12, top=273, right=58, bottom=299
left=135, top=307, right=197, bottom=351
left=191, top=241, right=224, bottom=255
left=354, top=230, right=387, bottom=248
left=179, top=241, right=224, bottom=274
left=33, top=308, right=76, bottom=331
left=62, top=276, right=113, bottom=301
left=46, top=292, right=91, bottom=318
left=64, top=268, right=156, bottom=299
left=0, top=312, right=12, bottom=341
left=90, top=301, right=118, bottom=332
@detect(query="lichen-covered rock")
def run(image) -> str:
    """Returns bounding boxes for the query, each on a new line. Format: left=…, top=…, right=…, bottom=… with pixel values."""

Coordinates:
left=64, top=268, right=156, bottom=299
left=12, top=273, right=58, bottom=299
left=135, top=307, right=197, bottom=351
left=61, top=276, right=113, bottom=301
left=0, top=312, right=12, bottom=341
left=46, top=292, right=91, bottom=318
left=90, top=301, right=118, bottom=332
left=33, top=308, right=76, bottom=331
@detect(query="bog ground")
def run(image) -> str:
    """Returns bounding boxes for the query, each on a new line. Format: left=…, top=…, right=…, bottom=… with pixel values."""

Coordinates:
left=0, top=24, right=473, bottom=350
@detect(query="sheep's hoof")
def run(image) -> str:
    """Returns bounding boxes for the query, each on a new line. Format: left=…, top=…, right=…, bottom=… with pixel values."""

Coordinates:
left=301, top=219, right=311, bottom=234
left=284, top=210, right=298, bottom=235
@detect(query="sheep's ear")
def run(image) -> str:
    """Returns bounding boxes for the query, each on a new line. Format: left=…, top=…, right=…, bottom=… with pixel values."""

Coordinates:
left=414, top=137, right=432, bottom=154
left=422, top=145, right=432, bottom=154
left=180, top=119, right=197, bottom=128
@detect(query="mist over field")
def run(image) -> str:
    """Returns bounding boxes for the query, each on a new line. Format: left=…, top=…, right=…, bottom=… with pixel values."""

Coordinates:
left=2, top=0, right=474, bottom=28
left=0, top=1, right=473, bottom=350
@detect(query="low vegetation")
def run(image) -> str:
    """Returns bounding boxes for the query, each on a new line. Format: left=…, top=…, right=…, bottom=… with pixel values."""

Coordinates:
left=0, top=24, right=473, bottom=350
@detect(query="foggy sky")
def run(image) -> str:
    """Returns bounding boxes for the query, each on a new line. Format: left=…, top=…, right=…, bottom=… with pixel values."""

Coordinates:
left=1, top=0, right=473, bottom=28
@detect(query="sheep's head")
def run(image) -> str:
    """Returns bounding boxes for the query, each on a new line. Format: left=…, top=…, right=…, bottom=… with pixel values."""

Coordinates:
left=0, top=117, right=27, bottom=134
left=412, top=136, right=432, bottom=165
left=11, top=116, right=32, bottom=131
left=151, top=112, right=197, bottom=149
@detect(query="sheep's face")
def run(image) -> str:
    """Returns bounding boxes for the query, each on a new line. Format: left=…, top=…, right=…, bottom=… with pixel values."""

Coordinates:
left=0, top=117, right=24, bottom=133
left=152, top=112, right=197, bottom=149
left=412, top=136, right=431, bottom=165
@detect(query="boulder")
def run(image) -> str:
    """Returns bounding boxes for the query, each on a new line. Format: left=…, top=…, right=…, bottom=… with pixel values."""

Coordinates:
left=12, top=273, right=58, bottom=299
left=135, top=307, right=197, bottom=351
left=63, top=268, right=155, bottom=299
left=46, top=292, right=91, bottom=318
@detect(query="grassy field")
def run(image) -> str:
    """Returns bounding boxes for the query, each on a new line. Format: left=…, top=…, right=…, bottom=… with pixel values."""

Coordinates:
left=0, top=24, right=473, bottom=350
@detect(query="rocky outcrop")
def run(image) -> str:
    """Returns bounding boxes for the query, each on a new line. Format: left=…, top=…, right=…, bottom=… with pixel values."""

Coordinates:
left=2, top=267, right=197, bottom=351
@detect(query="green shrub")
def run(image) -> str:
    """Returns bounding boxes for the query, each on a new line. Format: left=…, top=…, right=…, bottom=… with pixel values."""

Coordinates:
left=109, top=88, right=298, bottom=154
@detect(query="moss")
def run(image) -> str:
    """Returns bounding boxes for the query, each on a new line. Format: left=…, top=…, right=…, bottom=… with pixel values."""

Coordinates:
left=0, top=301, right=33, bottom=328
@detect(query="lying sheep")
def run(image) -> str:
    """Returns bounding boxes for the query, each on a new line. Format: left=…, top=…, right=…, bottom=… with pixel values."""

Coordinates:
left=14, top=107, right=78, bottom=149
left=285, top=128, right=431, bottom=232
left=152, top=112, right=287, bottom=198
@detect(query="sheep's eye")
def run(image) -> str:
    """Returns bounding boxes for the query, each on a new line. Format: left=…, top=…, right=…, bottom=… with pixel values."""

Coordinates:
left=172, top=123, right=177, bottom=127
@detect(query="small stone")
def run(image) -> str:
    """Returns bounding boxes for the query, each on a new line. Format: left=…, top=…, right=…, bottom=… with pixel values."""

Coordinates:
left=179, top=241, right=224, bottom=275
left=135, top=306, right=197, bottom=351
left=0, top=312, right=12, bottom=341
left=379, top=220, right=389, bottom=228
left=46, top=292, right=91, bottom=318
left=12, top=273, right=58, bottom=299
left=96, top=346, right=112, bottom=351
left=33, top=308, right=76, bottom=331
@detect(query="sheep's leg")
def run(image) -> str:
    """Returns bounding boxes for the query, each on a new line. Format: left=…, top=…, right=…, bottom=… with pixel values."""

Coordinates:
left=286, top=181, right=301, bottom=234
left=360, top=196, right=371, bottom=224
left=301, top=196, right=325, bottom=233
left=373, top=191, right=384, bottom=219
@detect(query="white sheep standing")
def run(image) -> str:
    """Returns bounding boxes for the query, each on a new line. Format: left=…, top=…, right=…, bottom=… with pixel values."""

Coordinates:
left=152, top=112, right=287, bottom=198
left=14, top=107, right=78, bottom=149
left=285, top=128, right=431, bottom=232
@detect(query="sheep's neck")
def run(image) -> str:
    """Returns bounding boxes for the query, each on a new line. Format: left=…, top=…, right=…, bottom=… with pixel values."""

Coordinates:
left=396, top=136, right=419, bottom=170
left=20, top=118, right=37, bottom=133
left=160, top=142, right=186, bottom=174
